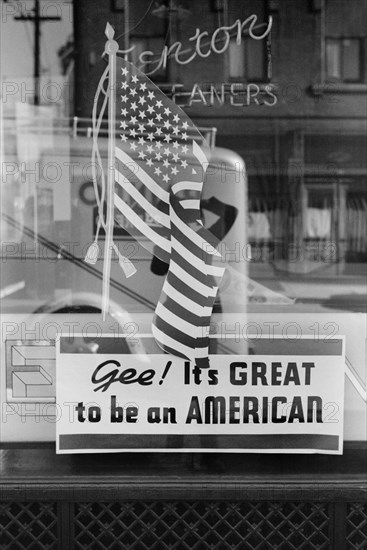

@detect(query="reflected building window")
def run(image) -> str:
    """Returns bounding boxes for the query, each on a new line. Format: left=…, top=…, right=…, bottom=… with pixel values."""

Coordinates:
left=326, top=38, right=363, bottom=83
left=129, top=36, right=168, bottom=81
left=228, top=37, right=266, bottom=81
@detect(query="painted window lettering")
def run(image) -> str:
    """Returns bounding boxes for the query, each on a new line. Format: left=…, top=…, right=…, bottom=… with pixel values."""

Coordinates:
left=119, top=16, right=273, bottom=76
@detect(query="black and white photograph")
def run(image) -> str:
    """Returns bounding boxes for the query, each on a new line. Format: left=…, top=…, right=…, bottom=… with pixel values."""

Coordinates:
left=1, top=0, right=366, bottom=548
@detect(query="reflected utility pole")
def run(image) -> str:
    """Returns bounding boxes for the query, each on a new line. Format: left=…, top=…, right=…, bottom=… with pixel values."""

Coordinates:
left=15, top=0, right=60, bottom=105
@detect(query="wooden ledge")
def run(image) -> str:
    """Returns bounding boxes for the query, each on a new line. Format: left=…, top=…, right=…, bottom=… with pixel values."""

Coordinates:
left=1, top=443, right=366, bottom=501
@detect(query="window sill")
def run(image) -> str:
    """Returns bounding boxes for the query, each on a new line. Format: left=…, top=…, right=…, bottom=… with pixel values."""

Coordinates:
left=311, top=83, right=367, bottom=95
left=1, top=442, right=367, bottom=500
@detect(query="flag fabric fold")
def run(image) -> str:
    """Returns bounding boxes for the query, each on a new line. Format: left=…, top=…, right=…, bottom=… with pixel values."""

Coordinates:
left=94, top=53, right=226, bottom=367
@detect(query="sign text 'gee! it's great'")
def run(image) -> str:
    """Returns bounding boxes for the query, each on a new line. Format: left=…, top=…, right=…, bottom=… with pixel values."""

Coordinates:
left=56, top=335, right=345, bottom=455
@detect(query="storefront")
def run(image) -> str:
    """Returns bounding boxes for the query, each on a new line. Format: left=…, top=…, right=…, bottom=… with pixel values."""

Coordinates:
left=1, top=1, right=366, bottom=548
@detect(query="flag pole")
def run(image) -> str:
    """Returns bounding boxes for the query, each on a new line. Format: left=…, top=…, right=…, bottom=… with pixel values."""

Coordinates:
left=102, top=24, right=119, bottom=320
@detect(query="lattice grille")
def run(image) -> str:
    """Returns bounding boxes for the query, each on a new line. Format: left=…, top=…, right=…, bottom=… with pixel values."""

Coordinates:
left=0, top=501, right=58, bottom=550
left=74, top=501, right=330, bottom=550
left=346, top=503, right=367, bottom=549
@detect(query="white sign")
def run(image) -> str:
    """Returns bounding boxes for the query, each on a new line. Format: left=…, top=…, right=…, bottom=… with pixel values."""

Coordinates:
left=56, top=335, right=345, bottom=454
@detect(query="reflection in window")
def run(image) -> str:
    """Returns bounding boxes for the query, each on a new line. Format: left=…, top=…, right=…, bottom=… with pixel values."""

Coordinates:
left=129, top=36, right=168, bottom=80
left=326, top=38, right=362, bottom=82
left=228, top=38, right=265, bottom=81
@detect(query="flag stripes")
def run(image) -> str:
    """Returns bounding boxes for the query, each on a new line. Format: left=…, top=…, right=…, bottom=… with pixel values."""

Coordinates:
left=151, top=324, right=210, bottom=359
left=115, top=147, right=169, bottom=203
left=111, top=56, right=226, bottom=366
left=152, top=184, right=225, bottom=363
left=165, top=271, right=213, bottom=307
left=180, top=199, right=201, bottom=210
left=168, top=222, right=218, bottom=265
left=171, top=248, right=215, bottom=286
left=155, top=302, right=206, bottom=339
left=159, top=292, right=211, bottom=326
left=169, top=206, right=222, bottom=257
left=153, top=314, right=209, bottom=350
left=171, top=237, right=224, bottom=277
left=171, top=181, right=203, bottom=194
left=115, top=169, right=171, bottom=228
left=114, top=194, right=171, bottom=255
left=169, top=260, right=216, bottom=297
left=162, top=280, right=212, bottom=317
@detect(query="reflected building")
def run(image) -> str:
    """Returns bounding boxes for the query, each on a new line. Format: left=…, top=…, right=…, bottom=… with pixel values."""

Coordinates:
left=72, top=0, right=367, bottom=298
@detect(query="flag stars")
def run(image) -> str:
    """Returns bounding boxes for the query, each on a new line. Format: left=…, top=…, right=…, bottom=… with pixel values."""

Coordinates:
left=147, top=90, right=155, bottom=100
left=120, top=94, right=128, bottom=103
left=156, top=99, right=163, bottom=108
left=146, top=145, right=154, bottom=154
left=172, top=153, right=180, bottom=162
left=172, top=141, right=179, bottom=149
left=173, top=114, right=180, bottom=123
left=147, top=118, right=154, bottom=127
left=155, top=152, right=162, bottom=161
left=181, top=132, right=188, bottom=140
left=138, top=137, right=146, bottom=146
left=129, top=88, right=137, bottom=96
left=164, top=107, right=170, bottom=116
left=182, top=145, right=188, bottom=154
left=155, top=113, right=162, bottom=122
left=138, top=150, right=146, bottom=159
left=121, top=108, right=128, bottom=116
left=121, top=67, right=128, bottom=76
left=147, top=105, right=155, bottom=114
left=130, top=102, right=138, bottom=111
left=147, top=132, right=155, bottom=141
left=130, top=128, right=137, bottom=137
left=164, top=134, right=172, bottom=143
left=138, top=96, right=146, bottom=105
left=162, top=173, right=170, bottom=182
left=171, top=166, right=179, bottom=175
left=130, top=142, right=137, bottom=151
left=138, top=110, right=146, bottom=119
left=131, top=74, right=138, bottom=83
left=146, top=158, right=153, bottom=167
left=121, top=81, right=128, bottom=90
left=154, top=166, right=162, bottom=175
left=155, top=141, right=162, bottom=149
left=139, top=82, right=147, bottom=91
left=120, top=121, right=127, bottom=129
left=172, top=126, right=179, bottom=135
left=130, top=116, right=138, bottom=124
left=163, top=120, right=171, bottom=130
left=182, top=121, right=189, bottom=130
left=164, top=147, right=170, bottom=156
left=181, top=159, right=188, bottom=168
left=138, top=123, right=145, bottom=132
left=120, top=134, right=127, bottom=142
left=163, top=159, right=170, bottom=168
left=155, top=127, right=163, bottom=136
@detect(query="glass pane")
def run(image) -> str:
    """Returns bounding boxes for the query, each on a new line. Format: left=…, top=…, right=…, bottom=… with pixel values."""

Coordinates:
left=342, top=39, right=361, bottom=81
left=304, top=190, right=333, bottom=239
left=130, top=37, right=167, bottom=79
left=229, top=40, right=245, bottom=78
left=326, top=40, right=341, bottom=79
left=129, top=38, right=146, bottom=68
left=247, top=38, right=265, bottom=81
left=148, top=36, right=168, bottom=79
left=1, top=0, right=367, bottom=451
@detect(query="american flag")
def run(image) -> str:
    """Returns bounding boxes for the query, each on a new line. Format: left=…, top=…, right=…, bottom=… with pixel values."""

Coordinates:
left=114, top=57, right=225, bottom=367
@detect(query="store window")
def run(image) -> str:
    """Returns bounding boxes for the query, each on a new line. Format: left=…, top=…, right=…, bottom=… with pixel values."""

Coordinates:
left=2, top=5, right=367, bottom=549
left=0, top=0, right=366, bottom=459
